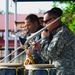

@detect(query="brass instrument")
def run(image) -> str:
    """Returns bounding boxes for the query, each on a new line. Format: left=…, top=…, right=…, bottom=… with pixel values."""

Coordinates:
left=0, top=16, right=61, bottom=65
left=15, top=21, right=25, bottom=28
left=24, top=16, right=61, bottom=65
left=10, top=29, right=30, bottom=38
left=10, top=30, right=24, bottom=37
left=10, top=21, right=25, bottom=37
left=24, top=38, right=42, bottom=65
left=8, top=43, right=35, bottom=64
left=23, top=16, right=61, bottom=45
left=22, top=42, right=35, bottom=65
left=10, top=21, right=35, bottom=64
left=24, top=55, right=35, bottom=65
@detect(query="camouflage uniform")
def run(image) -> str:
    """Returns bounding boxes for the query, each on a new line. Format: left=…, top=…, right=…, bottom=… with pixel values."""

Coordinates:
left=38, top=24, right=75, bottom=75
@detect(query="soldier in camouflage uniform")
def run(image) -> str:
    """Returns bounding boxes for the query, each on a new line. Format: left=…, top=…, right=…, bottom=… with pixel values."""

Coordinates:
left=33, top=7, right=75, bottom=75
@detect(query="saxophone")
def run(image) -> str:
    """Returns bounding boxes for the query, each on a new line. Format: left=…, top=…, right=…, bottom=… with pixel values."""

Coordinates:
left=23, top=43, right=35, bottom=65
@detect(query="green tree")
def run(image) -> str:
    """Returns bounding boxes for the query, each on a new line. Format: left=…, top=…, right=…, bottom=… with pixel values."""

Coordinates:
left=53, top=1, right=75, bottom=33
left=38, top=8, right=46, bottom=13
left=0, top=10, right=4, bottom=14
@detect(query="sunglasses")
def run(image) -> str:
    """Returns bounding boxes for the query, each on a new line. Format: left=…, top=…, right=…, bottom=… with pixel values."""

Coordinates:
left=43, top=17, right=54, bottom=24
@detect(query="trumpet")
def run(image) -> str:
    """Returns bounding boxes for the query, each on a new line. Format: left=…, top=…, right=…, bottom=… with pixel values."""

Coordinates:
left=10, top=29, right=30, bottom=38
left=10, top=21, right=25, bottom=37
left=15, top=21, right=25, bottom=27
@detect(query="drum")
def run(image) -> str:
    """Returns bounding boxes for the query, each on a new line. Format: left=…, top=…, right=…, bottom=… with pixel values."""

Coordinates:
left=25, top=64, right=56, bottom=75
left=0, top=63, right=25, bottom=75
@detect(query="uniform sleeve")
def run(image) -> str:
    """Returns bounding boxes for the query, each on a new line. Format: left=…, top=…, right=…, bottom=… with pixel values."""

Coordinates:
left=39, top=29, right=66, bottom=60
left=33, top=50, right=49, bottom=64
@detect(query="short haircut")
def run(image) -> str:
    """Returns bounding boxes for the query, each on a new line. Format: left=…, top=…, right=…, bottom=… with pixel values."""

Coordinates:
left=25, top=14, right=40, bottom=25
left=39, top=17, right=43, bottom=19
left=44, top=7, right=63, bottom=17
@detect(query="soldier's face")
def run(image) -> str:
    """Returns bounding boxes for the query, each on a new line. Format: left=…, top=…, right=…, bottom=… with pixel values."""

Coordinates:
left=24, top=19, right=35, bottom=33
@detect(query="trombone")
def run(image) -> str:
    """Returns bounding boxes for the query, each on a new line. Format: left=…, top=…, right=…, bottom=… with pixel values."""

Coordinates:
left=0, top=16, right=61, bottom=64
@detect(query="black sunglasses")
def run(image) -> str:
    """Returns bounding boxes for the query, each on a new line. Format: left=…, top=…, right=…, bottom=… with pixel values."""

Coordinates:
left=43, top=17, right=56, bottom=24
left=43, top=18, right=52, bottom=24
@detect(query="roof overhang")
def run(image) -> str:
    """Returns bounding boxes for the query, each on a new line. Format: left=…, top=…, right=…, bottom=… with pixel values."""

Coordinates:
left=13, top=0, right=51, bottom=2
